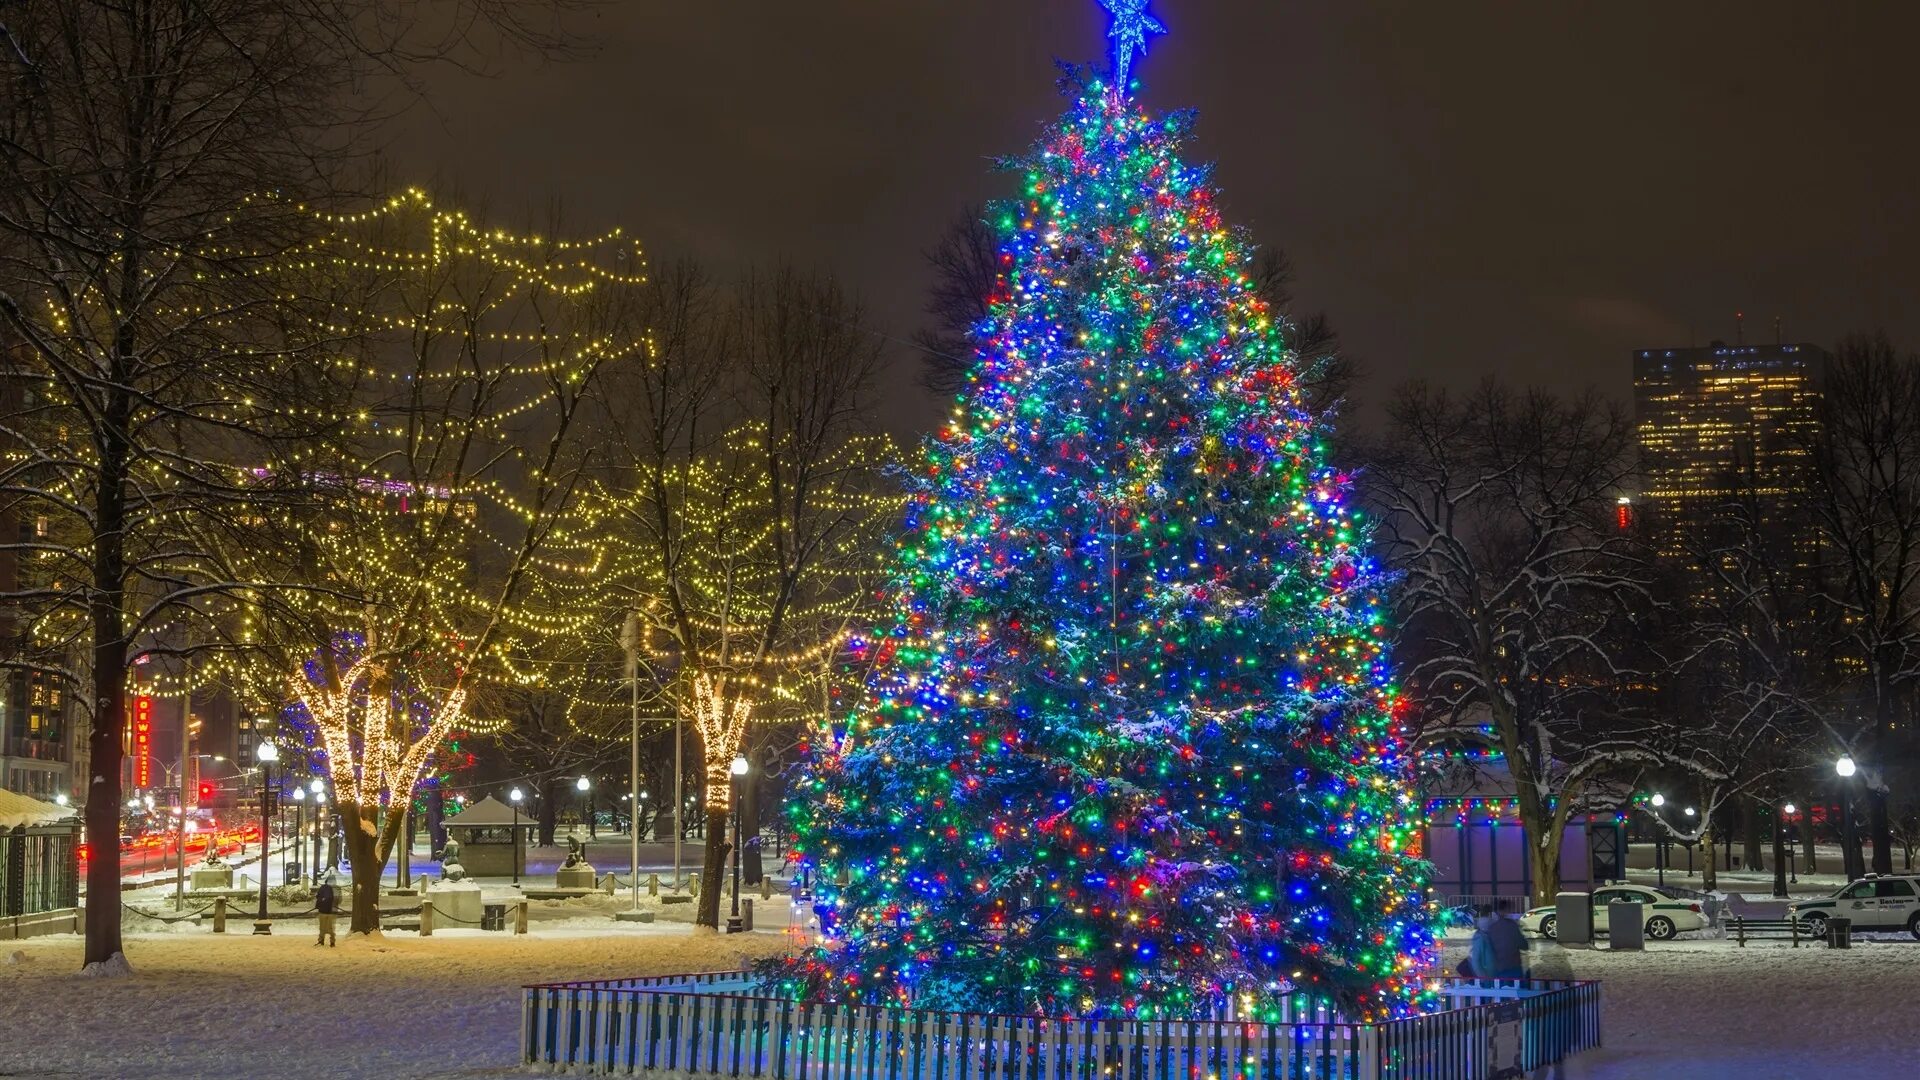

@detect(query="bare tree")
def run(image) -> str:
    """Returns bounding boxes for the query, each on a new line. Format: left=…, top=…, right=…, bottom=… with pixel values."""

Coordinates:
left=1804, top=334, right=1920, bottom=876
left=1370, top=381, right=1689, bottom=904
left=0, top=0, right=592, bottom=969
left=211, top=193, right=643, bottom=933
left=585, top=263, right=898, bottom=929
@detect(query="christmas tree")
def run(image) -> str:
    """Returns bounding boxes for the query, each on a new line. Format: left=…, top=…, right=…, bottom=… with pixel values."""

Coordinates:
left=779, top=2, right=1431, bottom=1020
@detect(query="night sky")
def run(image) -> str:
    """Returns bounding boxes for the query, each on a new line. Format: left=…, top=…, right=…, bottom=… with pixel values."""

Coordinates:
left=396, top=1, right=1920, bottom=434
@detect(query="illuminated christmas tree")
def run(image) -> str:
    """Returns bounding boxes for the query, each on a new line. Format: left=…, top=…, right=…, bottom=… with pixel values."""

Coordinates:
left=781, top=2, right=1431, bottom=1019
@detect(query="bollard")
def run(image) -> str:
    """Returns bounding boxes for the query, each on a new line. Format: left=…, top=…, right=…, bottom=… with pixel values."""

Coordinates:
left=689, top=873, right=701, bottom=898
left=515, top=899, right=529, bottom=935
left=213, top=896, right=227, bottom=934
left=742, top=898, right=754, bottom=932
left=648, top=873, right=659, bottom=897
left=420, top=898, right=434, bottom=937
left=760, top=876, right=772, bottom=901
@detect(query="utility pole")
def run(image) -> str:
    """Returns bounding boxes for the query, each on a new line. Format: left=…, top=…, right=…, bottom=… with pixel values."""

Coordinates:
left=174, top=680, right=191, bottom=910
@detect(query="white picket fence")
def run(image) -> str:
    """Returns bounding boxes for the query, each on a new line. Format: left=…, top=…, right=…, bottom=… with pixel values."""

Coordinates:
left=521, top=972, right=1601, bottom=1080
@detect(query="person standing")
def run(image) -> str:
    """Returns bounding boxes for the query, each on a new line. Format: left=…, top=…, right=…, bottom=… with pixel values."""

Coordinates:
left=1483, top=900, right=1530, bottom=979
left=315, top=873, right=338, bottom=947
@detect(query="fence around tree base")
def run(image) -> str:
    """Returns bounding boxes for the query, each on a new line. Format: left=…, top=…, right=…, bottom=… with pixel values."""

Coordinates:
left=521, top=972, right=1601, bottom=1080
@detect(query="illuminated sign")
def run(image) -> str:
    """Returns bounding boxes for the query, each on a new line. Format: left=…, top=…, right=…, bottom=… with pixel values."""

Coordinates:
left=132, top=695, right=153, bottom=788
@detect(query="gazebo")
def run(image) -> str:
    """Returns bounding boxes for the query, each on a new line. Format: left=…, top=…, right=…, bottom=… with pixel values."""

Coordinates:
left=440, top=795, right=535, bottom=879
left=1, top=790, right=80, bottom=940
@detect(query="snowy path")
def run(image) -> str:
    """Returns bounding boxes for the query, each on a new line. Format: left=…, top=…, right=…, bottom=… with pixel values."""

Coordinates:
left=5, top=926, right=1915, bottom=1078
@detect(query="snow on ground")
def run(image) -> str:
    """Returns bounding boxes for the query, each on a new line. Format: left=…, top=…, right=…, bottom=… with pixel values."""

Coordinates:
left=6, top=914, right=1916, bottom=1079
left=0, top=924, right=789, bottom=1079
left=1436, top=932, right=1920, bottom=1079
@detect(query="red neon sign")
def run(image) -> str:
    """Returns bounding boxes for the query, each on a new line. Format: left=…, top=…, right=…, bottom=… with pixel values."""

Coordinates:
left=132, top=695, right=153, bottom=788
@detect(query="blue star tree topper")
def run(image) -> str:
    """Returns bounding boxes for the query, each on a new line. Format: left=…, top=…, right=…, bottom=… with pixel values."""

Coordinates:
left=1099, top=0, right=1167, bottom=90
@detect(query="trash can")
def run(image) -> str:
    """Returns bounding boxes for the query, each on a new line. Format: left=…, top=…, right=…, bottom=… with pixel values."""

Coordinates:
left=1827, top=917, right=1852, bottom=949
left=1554, top=892, right=1593, bottom=946
left=482, top=902, right=507, bottom=932
left=1607, top=902, right=1646, bottom=950
left=283, top=861, right=301, bottom=886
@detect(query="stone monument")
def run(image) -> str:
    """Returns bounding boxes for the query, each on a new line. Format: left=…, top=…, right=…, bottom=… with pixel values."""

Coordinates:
left=190, top=852, right=235, bottom=892
left=555, top=829, right=596, bottom=891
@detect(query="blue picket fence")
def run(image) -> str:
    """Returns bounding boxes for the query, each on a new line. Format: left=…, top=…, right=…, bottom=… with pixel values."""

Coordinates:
left=521, top=972, right=1601, bottom=1080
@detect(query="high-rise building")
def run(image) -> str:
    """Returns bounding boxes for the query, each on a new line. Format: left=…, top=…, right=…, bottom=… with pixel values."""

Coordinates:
left=1632, top=340, right=1826, bottom=575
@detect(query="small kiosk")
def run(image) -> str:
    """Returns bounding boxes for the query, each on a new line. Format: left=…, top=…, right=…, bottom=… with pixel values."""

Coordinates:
left=439, top=795, right=534, bottom=879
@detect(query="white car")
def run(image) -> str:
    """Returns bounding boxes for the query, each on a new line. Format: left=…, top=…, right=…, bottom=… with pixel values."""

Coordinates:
left=1787, top=874, right=1920, bottom=938
left=1520, top=884, right=1707, bottom=941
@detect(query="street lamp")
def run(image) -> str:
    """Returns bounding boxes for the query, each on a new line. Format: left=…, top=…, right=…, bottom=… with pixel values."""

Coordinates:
left=1683, top=807, right=1697, bottom=875
left=1644, top=794, right=1669, bottom=887
left=727, top=755, right=749, bottom=934
left=309, top=779, right=327, bottom=883
left=291, top=787, right=306, bottom=883
left=576, top=775, right=592, bottom=839
left=252, top=742, right=278, bottom=935
left=509, top=787, right=525, bottom=885
left=1774, top=799, right=1789, bottom=883
left=1836, top=755, right=1863, bottom=881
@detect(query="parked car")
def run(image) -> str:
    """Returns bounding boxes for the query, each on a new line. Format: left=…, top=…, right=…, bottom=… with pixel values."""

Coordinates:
left=1521, top=883, right=1706, bottom=940
left=1787, top=874, right=1920, bottom=939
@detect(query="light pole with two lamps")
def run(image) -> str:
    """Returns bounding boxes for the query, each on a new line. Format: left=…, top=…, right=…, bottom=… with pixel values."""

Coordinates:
left=251, top=742, right=278, bottom=934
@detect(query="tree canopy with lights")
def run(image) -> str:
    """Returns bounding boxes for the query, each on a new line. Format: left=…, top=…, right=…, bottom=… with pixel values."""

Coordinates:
left=778, top=3, right=1431, bottom=1020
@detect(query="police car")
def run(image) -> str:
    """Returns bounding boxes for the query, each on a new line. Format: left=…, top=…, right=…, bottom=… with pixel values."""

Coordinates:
left=1787, top=874, right=1920, bottom=938
left=1520, top=883, right=1707, bottom=941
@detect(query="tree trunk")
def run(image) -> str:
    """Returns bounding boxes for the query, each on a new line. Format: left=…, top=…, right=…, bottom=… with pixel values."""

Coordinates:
left=1868, top=788, right=1894, bottom=876
left=1700, top=827, right=1717, bottom=891
left=1742, top=797, right=1765, bottom=873
left=696, top=802, right=731, bottom=929
left=1528, top=833, right=1561, bottom=908
left=1770, top=808, right=1789, bottom=899
left=538, top=782, right=559, bottom=847
left=426, top=786, right=447, bottom=854
left=1801, top=793, right=1818, bottom=873
left=83, top=608, right=128, bottom=969
left=83, top=359, right=134, bottom=968
left=342, top=802, right=384, bottom=935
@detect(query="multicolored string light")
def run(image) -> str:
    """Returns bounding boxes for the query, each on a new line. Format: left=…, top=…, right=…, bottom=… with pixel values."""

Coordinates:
left=777, top=16, right=1432, bottom=1022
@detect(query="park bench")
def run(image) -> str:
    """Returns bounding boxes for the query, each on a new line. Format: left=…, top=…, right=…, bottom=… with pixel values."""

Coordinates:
left=1729, top=916, right=1812, bottom=947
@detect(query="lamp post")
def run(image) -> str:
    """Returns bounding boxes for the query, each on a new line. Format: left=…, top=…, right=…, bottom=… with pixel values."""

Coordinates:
left=576, top=775, right=592, bottom=840
left=252, top=742, right=278, bottom=934
left=726, top=755, right=748, bottom=933
left=509, top=787, right=525, bottom=885
left=1836, top=755, right=1863, bottom=882
left=291, top=787, right=305, bottom=884
left=1683, top=806, right=1697, bottom=875
left=1774, top=799, right=1789, bottom=883
left=309, top=779, right=326, bottom=883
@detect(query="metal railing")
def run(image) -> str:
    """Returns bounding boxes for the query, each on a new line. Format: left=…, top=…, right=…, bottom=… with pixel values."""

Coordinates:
left=3, top=823, right=79, bottom=920
left=521, top=972, right=1602, bottom=1080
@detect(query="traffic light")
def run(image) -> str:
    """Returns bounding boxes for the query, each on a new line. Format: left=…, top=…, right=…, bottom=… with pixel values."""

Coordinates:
left=198, top=781, right=214, bottom=803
